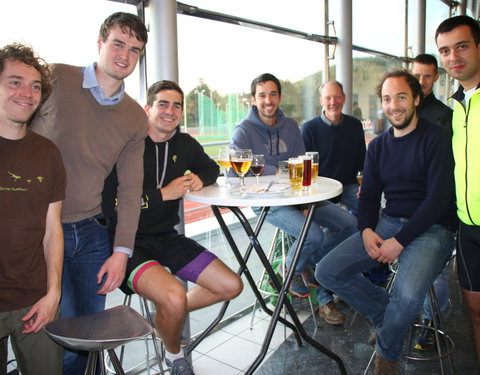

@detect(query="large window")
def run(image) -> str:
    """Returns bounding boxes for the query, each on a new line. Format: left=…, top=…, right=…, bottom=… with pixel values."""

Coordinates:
left=182, top=0, right=326, bottom=34
left=1, top=0, right=142, bottom=101
left=177, top=12, right=325, bottom=147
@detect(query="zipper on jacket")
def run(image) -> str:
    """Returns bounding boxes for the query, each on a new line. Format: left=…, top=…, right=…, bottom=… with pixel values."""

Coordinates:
left=463, top=100, right=476, bottom=225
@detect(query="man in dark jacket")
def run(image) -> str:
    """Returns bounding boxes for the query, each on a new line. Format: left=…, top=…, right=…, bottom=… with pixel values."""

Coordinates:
left=104, top=81, right=243, bottom=375
left=411, top=53, right=453, bottom=351
left=412, top=54, right=452, bottom=132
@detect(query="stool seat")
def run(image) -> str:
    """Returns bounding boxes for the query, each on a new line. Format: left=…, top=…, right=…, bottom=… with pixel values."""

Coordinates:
left=45, top=305, right=152, bottom=352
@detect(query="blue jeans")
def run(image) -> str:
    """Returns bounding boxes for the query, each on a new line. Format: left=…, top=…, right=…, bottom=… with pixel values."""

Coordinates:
left=339, top=183, right=360, bottom=214
left=316, top=215, right=455, bottom=361
left=61, top=215, right=110, bottom=375
left=422, top=266, right=449, bottom=320
left=254, top=200, right=357, bottom=306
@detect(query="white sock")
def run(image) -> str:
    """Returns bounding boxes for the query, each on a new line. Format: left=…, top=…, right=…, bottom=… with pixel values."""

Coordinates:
left=165, top=348, right=184, bottom=362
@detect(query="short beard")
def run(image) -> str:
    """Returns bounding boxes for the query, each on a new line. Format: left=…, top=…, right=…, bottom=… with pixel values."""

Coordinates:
left=388, top=111, right=415, bottom=131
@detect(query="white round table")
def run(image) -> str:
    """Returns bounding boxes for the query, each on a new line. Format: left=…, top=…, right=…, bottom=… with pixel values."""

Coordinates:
left=185, top=175, right=343, bottom=207
left=184, top=174, right=347, bottom=375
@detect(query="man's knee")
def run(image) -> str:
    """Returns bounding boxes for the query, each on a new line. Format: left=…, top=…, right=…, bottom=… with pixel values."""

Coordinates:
left=224, top=274, right=243, bottom=300
left=315, top=259, right=333, bottom=287
left=141, top=282, right=187, bottom=317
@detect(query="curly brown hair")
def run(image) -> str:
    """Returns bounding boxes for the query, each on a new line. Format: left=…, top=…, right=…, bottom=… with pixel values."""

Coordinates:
left=0, top=43, right=52, bottom=104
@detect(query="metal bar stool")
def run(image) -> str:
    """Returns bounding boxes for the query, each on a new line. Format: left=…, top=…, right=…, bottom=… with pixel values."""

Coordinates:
left=364, top=261, right=455, bottom=374
left=44, top=305, right=153, bottom=375
left=106, top=294, right=166, bottom=375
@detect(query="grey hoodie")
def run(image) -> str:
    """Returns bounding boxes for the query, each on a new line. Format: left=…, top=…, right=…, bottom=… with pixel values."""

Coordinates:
left=230, top=106, right=305, bottom=175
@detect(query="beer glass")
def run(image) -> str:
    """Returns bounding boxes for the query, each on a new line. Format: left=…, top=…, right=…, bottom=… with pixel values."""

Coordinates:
left=288, top=157, right=303, bottom=192
left=306, top=151, right=319, bottom=182
left=357, top=171, right=363, bottom=185
left=300, top=154, right=313, bottom=192
left=230, top=149, right=253, bottom=191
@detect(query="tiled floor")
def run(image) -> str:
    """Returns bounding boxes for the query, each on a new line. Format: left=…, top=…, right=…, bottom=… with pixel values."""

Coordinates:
left=6, top=210, right=480, bottom=374
left=108, top=259, right=479, bottom=375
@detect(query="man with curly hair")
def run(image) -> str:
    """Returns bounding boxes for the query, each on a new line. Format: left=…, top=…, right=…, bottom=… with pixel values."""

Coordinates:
left=0, top=43, right=66, bottom=374
left=316, top=71, right=457, bottom=375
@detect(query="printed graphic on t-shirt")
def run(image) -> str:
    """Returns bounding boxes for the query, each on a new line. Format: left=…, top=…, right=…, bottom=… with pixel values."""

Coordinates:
left=0, top=171, right=45, bottom=192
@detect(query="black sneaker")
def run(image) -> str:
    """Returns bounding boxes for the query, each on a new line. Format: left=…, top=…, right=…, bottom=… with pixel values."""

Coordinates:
left=414, top=319, right=435, bottom=351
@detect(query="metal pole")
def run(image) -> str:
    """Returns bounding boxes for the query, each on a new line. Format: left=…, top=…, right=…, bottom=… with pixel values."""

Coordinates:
left=414, top=0, right=426, bottom=56
left=324, top=0, right=330, bottom=83
left=146, top=0, right=179, bottom=84
left=336, top=0, right=353, bottom=114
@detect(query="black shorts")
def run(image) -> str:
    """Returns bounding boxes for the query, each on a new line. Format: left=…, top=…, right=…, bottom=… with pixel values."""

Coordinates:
left=120, top=230, right=216, bottom=294
left=457, top=221, right=480, bottom=291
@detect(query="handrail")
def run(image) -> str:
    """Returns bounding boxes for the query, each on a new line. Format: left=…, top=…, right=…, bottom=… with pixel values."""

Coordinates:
left=176, top=2, right=337, bottom=45
left=176, top=1, right=415, bottom=63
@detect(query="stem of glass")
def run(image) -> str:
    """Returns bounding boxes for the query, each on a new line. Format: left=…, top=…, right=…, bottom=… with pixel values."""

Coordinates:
left=225, top=167, right=230, bottom=186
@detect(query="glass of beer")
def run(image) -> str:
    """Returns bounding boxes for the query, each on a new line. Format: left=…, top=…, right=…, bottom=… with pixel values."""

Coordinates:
left=356, top=171, right=363, bottom=185
left=306, top=151, right=319, bottom=182
left=250, top=154, right=265, bottom=184
left=300, top=154, right=313, bottom=192
left=218, top=147, right=232, bottom=187
left=288, top=157, right=303, bottom=192
left=230, top=148, right=253, bottom=191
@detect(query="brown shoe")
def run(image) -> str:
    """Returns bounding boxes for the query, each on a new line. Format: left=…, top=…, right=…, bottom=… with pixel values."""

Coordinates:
left=318, top=301, right=346, bottom=325
left=368, top=331, right=376, bottom=346
left=373, top=352, right=399, bottom=375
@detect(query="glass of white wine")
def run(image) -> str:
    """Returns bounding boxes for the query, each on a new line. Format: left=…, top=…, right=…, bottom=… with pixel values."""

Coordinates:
left=218, top=147, right=232, bottom=187
left=230, top=148, right=253, bottom=191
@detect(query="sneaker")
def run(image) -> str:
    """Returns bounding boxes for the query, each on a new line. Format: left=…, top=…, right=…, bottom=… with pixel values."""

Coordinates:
left=318, top=301, right=346, bottom=325
left=303, top=266, right=320, bottom=288
left=414, top=319, right=435, bottom=351
left=165, top=357, right=195, bottom=375
left=373, top=351, right=399, bottom=375
left=289, top=273, right=310, bottom=298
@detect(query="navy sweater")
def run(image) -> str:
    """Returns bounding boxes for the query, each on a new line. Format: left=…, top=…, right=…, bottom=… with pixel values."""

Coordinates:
left=301, top=113, right=365, bottom=185
left=358, top=119, right=457, bottom=247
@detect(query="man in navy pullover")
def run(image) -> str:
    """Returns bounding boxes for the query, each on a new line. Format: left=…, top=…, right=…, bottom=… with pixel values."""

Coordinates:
left=104, top=81, right=242, bottom=375
left=316, top=71, right=457, bottom=375
left=301, top=80, right=366, bottom=213
left=231, top=73, right=357, bottom=325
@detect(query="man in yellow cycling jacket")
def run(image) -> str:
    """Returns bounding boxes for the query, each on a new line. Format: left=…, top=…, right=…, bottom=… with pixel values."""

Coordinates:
left=436, top=15, right=480, bottom=360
